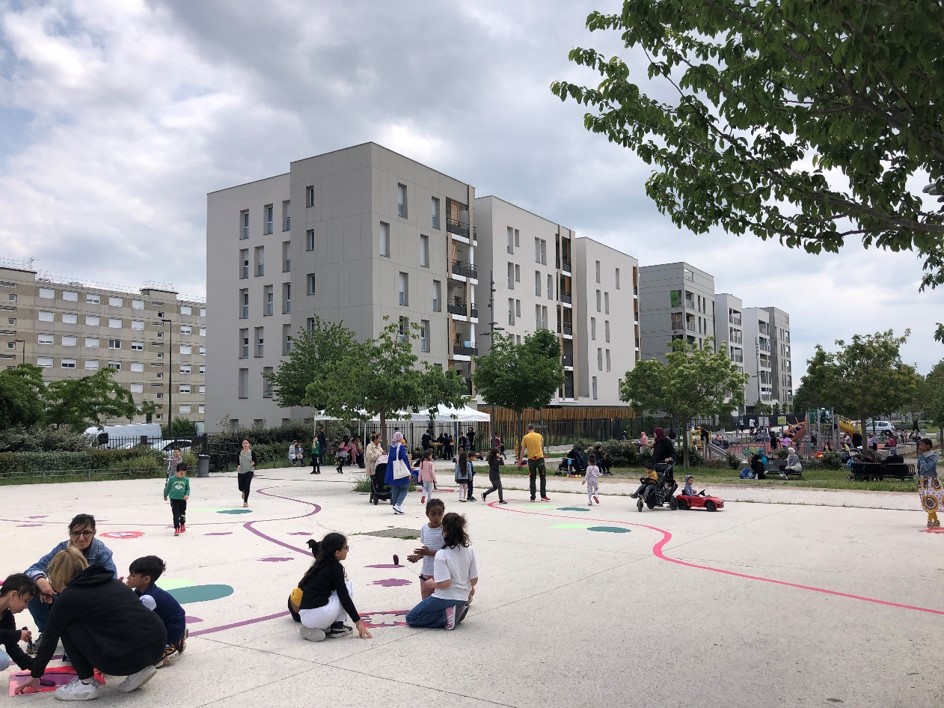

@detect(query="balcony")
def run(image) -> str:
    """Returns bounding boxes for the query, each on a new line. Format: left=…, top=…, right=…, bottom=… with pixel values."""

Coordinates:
left=446, top=218, right=470, bottom=239
left=556, top=257, right=572, bottom=272
left=562, top=355, right=573, bottom=368
left=463, top=377, right=473, bottom=395
left=451, top=260, right=478, bottom=279
left=560, top=293, right=572, bottom=305
left=557, top=322, right=573, bottom=336
left=453, top=344, right=478, bottom=356
left=447, top=301, right=479, bottom=318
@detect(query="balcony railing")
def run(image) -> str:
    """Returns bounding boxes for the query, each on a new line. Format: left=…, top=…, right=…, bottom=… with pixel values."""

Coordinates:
left=557, top=323, right=573, bottom=336
left=560, top=293, right=572, bottom=304
left=446, top=218, right=470, bottom=239
left=562, top=355, right=573, bottom=367
left=453, top=344, right=478, bottom=356
left=463, top=377, right=473, bottom=395
left=451, top=260, right=478, bottom=279
left=556, top=257, right=572, bottom=272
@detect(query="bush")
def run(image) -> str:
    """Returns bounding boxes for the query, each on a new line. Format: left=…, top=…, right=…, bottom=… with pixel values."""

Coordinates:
left=816, top=451, right=844, bottom=469
left=0, top=448, right=161, bottom=475
left=0, top=426, right=91, bottom=453
left=726, top=452, right=743, bottom=469
left=599, top=440, right=638, bottom=467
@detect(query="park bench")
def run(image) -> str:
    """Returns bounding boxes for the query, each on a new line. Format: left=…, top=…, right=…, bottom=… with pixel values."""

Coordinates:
left=848, top=462, right=915, bottom=482
left=774, top=461, right=803, bottom=479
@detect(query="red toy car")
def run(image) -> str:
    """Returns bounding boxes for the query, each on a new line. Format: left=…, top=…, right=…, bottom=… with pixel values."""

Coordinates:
left=675, top=491, right=724, bottom=511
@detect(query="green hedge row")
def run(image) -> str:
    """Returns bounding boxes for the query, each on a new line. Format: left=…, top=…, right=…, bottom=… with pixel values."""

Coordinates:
left=0, top=448, right=164, bottom=475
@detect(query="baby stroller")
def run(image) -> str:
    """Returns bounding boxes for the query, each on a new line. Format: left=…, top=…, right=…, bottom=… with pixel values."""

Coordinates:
left=369, top=454, right=392, bottom=505
left=636, top=462, right=679, bottom=511
left=557, top=448, right=587, bottom=476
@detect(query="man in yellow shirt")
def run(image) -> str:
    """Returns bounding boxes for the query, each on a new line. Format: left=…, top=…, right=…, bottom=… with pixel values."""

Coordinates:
left=520, top=424, right=549, bottom=502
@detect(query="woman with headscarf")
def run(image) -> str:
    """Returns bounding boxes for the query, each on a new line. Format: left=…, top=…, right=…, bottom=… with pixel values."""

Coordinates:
left=651, top=427, right=674, bottom=465
left=385, top=431, right=416, bottom=515
left=750, top=448, right=768, bottom=479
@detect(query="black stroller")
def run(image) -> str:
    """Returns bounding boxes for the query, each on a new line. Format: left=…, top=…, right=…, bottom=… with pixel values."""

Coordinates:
left=636, top=462, right=679, bottom=511
left=369, top=454, right=392, bottom=505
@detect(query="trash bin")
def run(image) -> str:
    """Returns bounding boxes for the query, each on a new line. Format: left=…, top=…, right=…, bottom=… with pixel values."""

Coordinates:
left=197, top=454, right=210, bottom=478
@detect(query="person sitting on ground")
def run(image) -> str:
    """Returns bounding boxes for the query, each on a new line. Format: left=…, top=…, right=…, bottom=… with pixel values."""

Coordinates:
left=750, top=449, right=768, bottom=480
left=125, top=556, right=188, bottom=668
left=0, top=574, right=37, bottom=674
left=783, top=447, right=802, bottom=475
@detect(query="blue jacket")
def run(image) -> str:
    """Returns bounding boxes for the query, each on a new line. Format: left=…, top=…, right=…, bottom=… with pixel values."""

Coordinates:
left=26, top=538, right=116, bottom=581
left=137, top=583, right=186, bottom=645
left=384, top=444, right=414, bottom=488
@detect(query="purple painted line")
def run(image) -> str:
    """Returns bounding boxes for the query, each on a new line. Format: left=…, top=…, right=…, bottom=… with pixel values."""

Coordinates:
left=241, top=488, right=321, bottom=556
left=189, top=610, right=291, bottom=637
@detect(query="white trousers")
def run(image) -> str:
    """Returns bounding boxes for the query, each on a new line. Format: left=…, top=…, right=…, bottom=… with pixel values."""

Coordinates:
left=298, top=579, right=354, bottom=630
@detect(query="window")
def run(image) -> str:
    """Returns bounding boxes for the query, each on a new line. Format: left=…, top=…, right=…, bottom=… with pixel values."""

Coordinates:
left=596, top=290, right=601, bottom=312
left=86, top=315, right=99, bottom=326
left=507, top=227, right=514, bottom=255
left=305, top=185, right=314, bottom=208
left=306, top=229, right=315, bottom=252
left=198, top=385, right=205, bottom=393
left=604, top=292, right=610, bottom=315
left=38, top=334, right=54, bottom=345
left=179, top=344, right=192, bottom=355
left=508, top=298, right=515, bottom=326
left=398, top=316, right=409, bottom=343
left=39, top=310, right=54, bottom=322
left=179, top=384, right=191, bottom=394
left=130, top=383, right=144, bottom=394
left=180, top=364, right=191, bottom=374
left=239, top=248, right=249, bottom=279
left=282, top=283, right=291, bottom=314
left=535, top=305, right=541, bottom=330
left=199, top=365, right=206, bottom=375
left=86, top=293, right=100, bottom=304
left=85, top=359, right=99, bottom=370
left=420, top=234, right=429, bottom=267
left=254, top=326, right=264, bottom=357
left=306, top=317, right=315, bottom=333
left=198, top=405, right=205, bottom=414
left=239, top=329, right=248, bottom=358
left=507, top=262, right=514, bottom=290
left=238, top=369, right=249, bottom=399
left=615, top=268, right=621, bottom=290
left=130, top=362, right=144, bottom=373
left=60, top=358, right=76, bottom=369
left=179, top=325, right=192, bottom=335
left=547, top=274, right=553, bottom=301
left=108, top=360, right=121, bottom=370
left=263, top=366, right=274, bottom=398
left=516, top=299, right=521, bottom=318
left=63, top=291, right=78, bottom=302
left=592, top=376, right=598, bottom=400
left=131, top=341, right=144, bottom=351
left=591, top=317, right=596, bottom=340
left=62, top=312, right=78, bottom=324
left=199, top=327, right=206, bottom=337
left=7, top=293, right=15, bottom=302
left=397, top=183, right=408, bottom=218
left=61, top=336, right=76, bottom=347
left=264, top=204, right=273, bottom=234
left=282, top=324, right=292, bottom=355
left=39, top=287, right=54, bottom=299
left=108, top=338, right=121, bottom=349
left=37, top=357, right=53, bottom=368
left=85, top=337, right=100, bottom=348
left=181, top=305, right=192, bottom=316
left=282, top=241, right=291, bottom=272
left=131, top=299, right=144, bottom=310
left=179, top=405, right=192, bottom=415
left=379, top=221, right=390, bottom=257
left=200, top=307, right=206, bottom=317
left=398, top=272, right=409, bottom=306
left=432, top=280, right=441, bottom=312
left=597, top=348, right=603, bottom=370
left=595, top=260, right=601, bottom=283
left=535, top=271, right=542, bottom=297
left=240, top=210, right=249, bottom=239
left=306, top=273, right=316, bottom=296
left=109, top=296, right=123, bottom=307
left=420, top=320, right=430, bottom=352
left=7, top=317, right=15, bottom=325
left=431, top=197, right=440, bottom=229
left=605, top=320, right=610, bottom=343
left=606, top=349, right=611, bottom=372
left=131, top=320, right=144, bottom=331
left=263, top=285, right=273, bottom=316
left=282, top=200, right=291, bottom=231
left=108, top=318, right=122, bottom=329
left=254, top=246, right=265, bottom=276
left=534, top=238, right=546, bottom=265
left=239, top=289, right=249, bottom=319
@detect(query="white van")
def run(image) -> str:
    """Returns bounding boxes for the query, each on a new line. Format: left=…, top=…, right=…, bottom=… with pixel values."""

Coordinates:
left=84, top=423, right=163, bottom=448
left=864, top=420, right=896, bottom=436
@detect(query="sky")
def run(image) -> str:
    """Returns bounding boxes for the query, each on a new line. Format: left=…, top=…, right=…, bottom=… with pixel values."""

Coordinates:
left=0, top=0, right=941, bottom=385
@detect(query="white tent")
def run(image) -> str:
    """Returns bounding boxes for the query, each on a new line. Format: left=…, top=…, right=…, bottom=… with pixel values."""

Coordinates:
left=312, top=405, right=489, bottom=424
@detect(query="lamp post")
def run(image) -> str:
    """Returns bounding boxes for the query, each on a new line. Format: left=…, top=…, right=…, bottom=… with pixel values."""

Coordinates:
left=160, top=318, right=173, bottom=432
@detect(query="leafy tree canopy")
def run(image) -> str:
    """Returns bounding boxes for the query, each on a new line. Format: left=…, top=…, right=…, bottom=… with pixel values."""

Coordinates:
left=923, top=360, right=944, bottom=430
left=0, top=364, right=46, bottom=429
left=45, top=368, right=137, bottom=431
left=551, top=1, right=944, bottom=290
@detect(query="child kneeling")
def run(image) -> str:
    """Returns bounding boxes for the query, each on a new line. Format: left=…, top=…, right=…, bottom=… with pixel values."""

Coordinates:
left=126, top=556, right=188, bottom=667
left=296, top=534, right=372, bottom=641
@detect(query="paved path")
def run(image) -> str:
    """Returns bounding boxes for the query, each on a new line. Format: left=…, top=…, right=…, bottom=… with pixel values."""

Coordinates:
left=1, top=468, right=941, bottom=707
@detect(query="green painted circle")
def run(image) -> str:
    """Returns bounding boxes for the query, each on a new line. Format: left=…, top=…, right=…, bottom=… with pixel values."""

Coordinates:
left=586, top=526, right=631, bottom=534
left=168, top=584, right=234, bottom=604
left=557, top=506, right=590, bottom=512
left=217, top=509, right=253, bottom=514
left=158, top=577, right=196, bottom=591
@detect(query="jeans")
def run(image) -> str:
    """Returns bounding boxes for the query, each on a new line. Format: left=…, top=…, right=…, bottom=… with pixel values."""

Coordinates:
left=528, top=458, right=546, bottom=499
left=28, top=595, right=52, bottom=633
left=0, top=649, right=11, bottom=671
left=483, top=470, right=504, bottom=501
left=391, top=484, right=408, bottom=507
left=406, top=596, right=466, bottom=628
left=466, top=473, right=474, bottom=499
left=61, top=632, right=163, bottom=681
left=170, top=498, right=187, bottom=529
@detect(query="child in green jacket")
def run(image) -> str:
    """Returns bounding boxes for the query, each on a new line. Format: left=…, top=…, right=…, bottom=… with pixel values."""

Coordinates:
left=163, top=464, right=191, bottom=537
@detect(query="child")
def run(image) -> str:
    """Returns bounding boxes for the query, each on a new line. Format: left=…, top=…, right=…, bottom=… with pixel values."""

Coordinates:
left=418, top=450, right=437, bottom=504
left=407, top=499, right=446, bottom=599
left=481, top=447, right=506, bottom=503
left=296, top=533, right=372, bottom=641
left=163, top=463, right=190, bottom=537
left=0, top=574, right=37, bottom=674
left=582, top=453, right=601, bottom=506
left=917, top=438, right=941, bottom=528
left=454, top=451, right=471, bottom=502
left=126, top=556, right=187, bottom=667
left=310, top=436, right=321, bottom=475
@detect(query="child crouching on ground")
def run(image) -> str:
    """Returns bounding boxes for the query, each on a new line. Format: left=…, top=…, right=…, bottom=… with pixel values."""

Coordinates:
left=582, top=454, right=601, bottom=506
left=0, top=574, right=37, bottom=674
left=408, top=499, right=445, bottom=599
left=126, top=556, right=188, bottom=667
left=297, top=533, right=372, bottom=641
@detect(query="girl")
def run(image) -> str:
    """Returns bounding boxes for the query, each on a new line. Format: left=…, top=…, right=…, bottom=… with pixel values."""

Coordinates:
left=296, top=534, right=372, bottom=641
left=481, top=446, right=506, bottom=503
left=454, top=451, right=471, bottom=502
left=582, top=453, right=601, bottom=506
left=236, top=439, right=256, bottom=508
left=335, top=436, right=350, bottom=474
left=310, top=435, right=321, bottom=474
left=418, top=450, right=437, bottom=504
left=917, top=438, right=941, bottom=528
left=407, top=499, right=446, bottom=599
left=406, top=513, right=478, bottom=630
left=0, top=574, right=37, bottom=674
left=385, top=431, right=414, bottom=514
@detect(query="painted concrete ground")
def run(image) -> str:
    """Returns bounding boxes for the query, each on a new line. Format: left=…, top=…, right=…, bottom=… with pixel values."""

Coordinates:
left=1, top=468, right=942, bottom=707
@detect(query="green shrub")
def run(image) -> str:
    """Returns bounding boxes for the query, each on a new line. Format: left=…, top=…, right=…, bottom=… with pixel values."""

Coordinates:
left=816, top=451, right=844, bottom=469
left=109, top=454, right=163, bottom=472
left=599, top=440, right=638, bottom=467
left=0, top=426, right=90, bottom=453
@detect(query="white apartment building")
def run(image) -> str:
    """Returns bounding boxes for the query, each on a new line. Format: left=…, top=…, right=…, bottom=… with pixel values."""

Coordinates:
left=639, top=262, right=715, bottom=360
left=573, top=237, right=639, bottom=405
left=763, top=306, right=793, bottom=408
left=0, top=263, right=206, bottom=423
left=743, top=307, right=774, bottom=406
left=206, top=143, right=477, bottom=431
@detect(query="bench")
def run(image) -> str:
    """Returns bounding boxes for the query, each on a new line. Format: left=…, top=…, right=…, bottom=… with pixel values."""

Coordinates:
left=774, top=462, right=803, bottom=479
left=849, top=462, right=915, bottom=481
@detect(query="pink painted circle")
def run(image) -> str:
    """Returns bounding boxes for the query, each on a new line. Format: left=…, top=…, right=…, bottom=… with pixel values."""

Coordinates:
left=99, top=531, right=144, bottom=540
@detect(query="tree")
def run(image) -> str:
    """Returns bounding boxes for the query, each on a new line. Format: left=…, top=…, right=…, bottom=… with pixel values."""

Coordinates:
left=923, top=360, right=944, bottom=436
left=551, top=1, right=944, bottom=290
left=45, top=368, right=137, bottom=431
left=0, top=364, right=46, bottom=428
left=620, top=339, right=747, bottom=466
left=473, top=330, right=565, bottom=446
left=138, top=400, right=158, bottom=424
left=793, top=346, right=839, bottom=417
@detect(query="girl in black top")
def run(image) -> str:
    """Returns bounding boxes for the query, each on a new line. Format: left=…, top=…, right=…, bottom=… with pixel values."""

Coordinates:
left=481, top=447, right=506, bottom=503
left=297, top=533, right=372, bottom=642
left=0, top=574, right=36, bottom=674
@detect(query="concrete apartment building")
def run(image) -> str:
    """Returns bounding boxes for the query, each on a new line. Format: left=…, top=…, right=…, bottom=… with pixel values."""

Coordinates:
left=572, top=237, right=639, bottom=405
left=763, top=306, right=794, bottom=408
left=742, top=307, right=774, bottom=407
left=638, top=262, right=716, bottom=360
left=205, top=143, right=477, bottom=431
left=0, top=263, right=206, bottom=423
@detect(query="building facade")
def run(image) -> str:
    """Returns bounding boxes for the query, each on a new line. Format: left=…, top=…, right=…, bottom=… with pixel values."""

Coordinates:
left=638, top=262, right=716, bottom=360
left=763, top=306, right=793, bottom=409
left=0, top=264, right=206, bottom=423
left=742, top=307, right=774, bottom=407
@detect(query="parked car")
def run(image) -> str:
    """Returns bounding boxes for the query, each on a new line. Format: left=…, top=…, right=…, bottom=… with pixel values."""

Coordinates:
left=864, top=420, right=896, bottom=437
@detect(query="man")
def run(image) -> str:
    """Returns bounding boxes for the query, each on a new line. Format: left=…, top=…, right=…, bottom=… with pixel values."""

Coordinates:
left=421, top=429, right=432, bottom=451
left=519, top=424, right=549, bottom=502
left=316, top=425, right=327, bottom=468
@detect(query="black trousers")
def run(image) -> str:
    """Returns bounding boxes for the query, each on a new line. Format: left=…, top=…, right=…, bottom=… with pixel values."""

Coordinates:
left=238, top=471, right=254, bottom=502
left=61, top=632, right=164, bottom=681
left=483, top=470, right=504, bottom=502
left=170, top=498, right=187, bottom=529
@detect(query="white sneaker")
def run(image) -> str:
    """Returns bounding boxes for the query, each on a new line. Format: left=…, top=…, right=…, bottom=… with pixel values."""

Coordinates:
left=300, top=626, right=325, bottom=642
left=55, top=677, right=99, bottom=701
left=118, top=664, right=157, bottom=693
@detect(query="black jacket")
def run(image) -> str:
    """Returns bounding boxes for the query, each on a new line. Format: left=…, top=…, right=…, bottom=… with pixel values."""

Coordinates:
left=31, top=565, right=166, bottom=678
left=0, top=608, right=32, bottom=671
left=652, top=438, right=675, bottom=464
left=298, top=562, right=360, bottom=622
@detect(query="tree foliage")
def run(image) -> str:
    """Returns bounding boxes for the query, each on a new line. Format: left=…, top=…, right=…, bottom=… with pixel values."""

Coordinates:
left=620, top=339, right=747, bottom=465
left=551, top=1, right=944, bottom=288
left=0, top=364, right=46, bottom=429
left=792, top=346, right=838, bottom=415
left=923, top=360, right=944, bottom=430
left=44, top=368, right=137, bottom=431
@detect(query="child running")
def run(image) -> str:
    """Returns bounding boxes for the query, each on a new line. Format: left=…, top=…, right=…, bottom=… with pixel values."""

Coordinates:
left=126, top=556, right=188, bottom=667
left=454, top=451, right=471, bottom=502
left=0, top=574, right=37, bottom=674
left=917, top=438, right=941, bottom=528
left=407, top=499, right=445, bottom=599
left=163, top=463, right=190, bottom=536
left=418, top=450, right=437, bottom=504
left=582, top=453, right=601, bottom=506
left=481, top=447, right=506, bottom=503
left=297, top=533, right=372, bottom=642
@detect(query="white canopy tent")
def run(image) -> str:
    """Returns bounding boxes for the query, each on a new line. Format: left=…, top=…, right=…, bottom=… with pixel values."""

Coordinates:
left=312, top=405, right=489, bottom=424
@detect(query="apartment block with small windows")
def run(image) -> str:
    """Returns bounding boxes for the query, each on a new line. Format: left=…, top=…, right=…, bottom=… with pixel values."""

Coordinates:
left=639, top=262, right=716, bottom=360
left=742, top=307, right=775, bottom=407
left=206, top=143, right=476, bottom=431
left=762, top=306, right=793, bottom=408
left=0, top=264, right=206, bottom=423
left=713, top=293, right=745, bottom=369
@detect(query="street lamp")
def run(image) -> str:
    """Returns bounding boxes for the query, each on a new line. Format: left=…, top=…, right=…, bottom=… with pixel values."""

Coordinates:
left=160, top=318, right=173, bottom=431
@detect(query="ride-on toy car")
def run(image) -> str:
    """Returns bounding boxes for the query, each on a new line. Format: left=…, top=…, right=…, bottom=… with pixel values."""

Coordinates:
left=675, top=490, right=724, bottom=512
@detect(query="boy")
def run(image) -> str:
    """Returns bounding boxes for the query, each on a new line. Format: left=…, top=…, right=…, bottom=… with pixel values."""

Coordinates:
left=126, top=556, right=187, bottom=667
left=163, top=463, right=190, bottom=536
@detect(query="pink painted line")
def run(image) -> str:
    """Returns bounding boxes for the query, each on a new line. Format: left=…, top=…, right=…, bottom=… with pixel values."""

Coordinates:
left=189, top=610, right=291, bottom=637
left=487, top=500, right=944, bottom=617
left=241, top=488, right=321, bottom=556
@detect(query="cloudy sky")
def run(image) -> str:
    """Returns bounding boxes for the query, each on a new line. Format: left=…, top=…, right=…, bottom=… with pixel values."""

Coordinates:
left=1, top=0, right=941, bottom=383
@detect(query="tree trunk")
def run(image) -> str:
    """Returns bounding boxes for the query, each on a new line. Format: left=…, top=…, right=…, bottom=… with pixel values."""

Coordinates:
left=379, top=410, right=387, bottom=445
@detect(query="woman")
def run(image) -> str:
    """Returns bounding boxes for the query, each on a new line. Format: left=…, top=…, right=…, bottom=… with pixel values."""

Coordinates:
left=24, top=514, right=117, bottom=635
left=783, top=447, right=802, bottom=476
left=352, top=435, right=365, bottom=469
left=296, top=533, right=372, bottom=641
left=236, top=438, right=257, bottom=508
left=481, top=447, right=506, bottom=503
left=750, top=448, right=768, bottom=479
left=0, top=574, right=37, bottom=674
left=651, top=427, right=674, bottom=465
left=364, top=432, right=384, bottom=477
left=385, top=431, right=415, bottom=515
left=14, top=548, right=166, bottom=699
left=406, top=513, right=478, bottom=630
